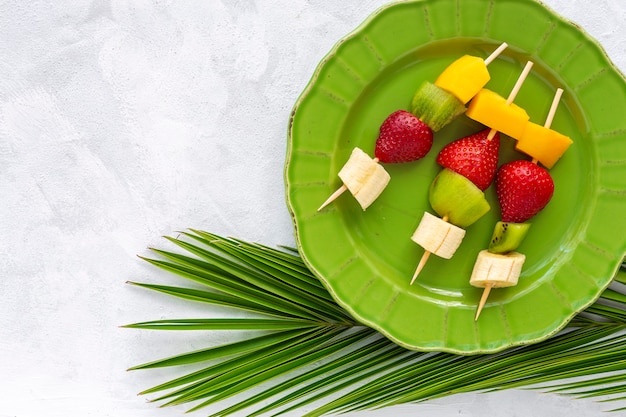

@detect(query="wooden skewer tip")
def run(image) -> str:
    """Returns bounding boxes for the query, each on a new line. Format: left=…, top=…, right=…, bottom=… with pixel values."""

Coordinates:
left=410, top=215, right=447, bottom=285
left=410, top=251, right=431, bottom=285
left=475, top=285, right=493, bottom=321
left=318, top=155, right=379, bottom=211
left=484, top=42, right=508, bottom=66
left=317, top=184, right=347, bottom=211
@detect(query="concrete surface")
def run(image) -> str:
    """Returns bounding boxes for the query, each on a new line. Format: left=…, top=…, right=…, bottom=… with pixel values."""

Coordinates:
left=1, top=1, right=624, bottom=416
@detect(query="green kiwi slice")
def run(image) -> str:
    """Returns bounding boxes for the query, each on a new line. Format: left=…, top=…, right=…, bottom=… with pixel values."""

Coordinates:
left=488, top=221, right=531, bottom=254
left=411, top=81, right=466, bottom=132
left=429, top=168, right=490, bottom=228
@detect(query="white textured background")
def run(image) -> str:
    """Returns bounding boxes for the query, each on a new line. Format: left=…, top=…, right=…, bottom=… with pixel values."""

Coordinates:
left=1, top=1, right=624, bottom=416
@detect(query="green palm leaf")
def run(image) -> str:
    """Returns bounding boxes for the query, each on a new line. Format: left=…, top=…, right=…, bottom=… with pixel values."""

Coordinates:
left=126, top=230, right=626, bottom=416
left=123, top=318, right=321, bottom=331
left=139, top=328, right=318, bottom=398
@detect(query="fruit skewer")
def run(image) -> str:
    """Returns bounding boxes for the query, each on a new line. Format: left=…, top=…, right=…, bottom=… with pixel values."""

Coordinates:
left=410, top=61, right=534, bottom=285
left=472, top=87, right=568, bottom=320
left=484, top=62, right=535, bottom=140
left=318, top=43, right=508, bottom=212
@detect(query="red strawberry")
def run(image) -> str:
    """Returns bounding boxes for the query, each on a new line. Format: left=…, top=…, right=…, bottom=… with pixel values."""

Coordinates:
left=436, top=128, right=500, bottom=191
left=495, top=160, right=555, bottom=223
left=374, top=110, right=433, bottom=163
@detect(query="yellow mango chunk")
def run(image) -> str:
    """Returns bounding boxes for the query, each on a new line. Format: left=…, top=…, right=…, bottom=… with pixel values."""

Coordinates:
left=466, top=89, right=529, bottom=140
left=515, top=122, right=573, bottom=168
left=435, top=55, right=490, bottom=104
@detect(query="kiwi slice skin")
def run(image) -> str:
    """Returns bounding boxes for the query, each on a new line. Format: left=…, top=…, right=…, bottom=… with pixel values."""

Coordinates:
left=488, top=221, right=531, bottom=254
left=411, top=81, right=466, bottom=132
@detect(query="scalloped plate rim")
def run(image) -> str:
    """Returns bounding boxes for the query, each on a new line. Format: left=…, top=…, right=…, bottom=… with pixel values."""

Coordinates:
left=285, top=0, right=626, bottom=354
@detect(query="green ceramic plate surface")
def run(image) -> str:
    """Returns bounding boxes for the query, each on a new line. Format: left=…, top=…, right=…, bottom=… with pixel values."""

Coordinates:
left=285, top=0, right=626, bottom=354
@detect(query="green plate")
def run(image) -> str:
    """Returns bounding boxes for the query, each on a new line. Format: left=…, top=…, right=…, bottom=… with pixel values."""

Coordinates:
left=285, top=0, right=626, bottom=354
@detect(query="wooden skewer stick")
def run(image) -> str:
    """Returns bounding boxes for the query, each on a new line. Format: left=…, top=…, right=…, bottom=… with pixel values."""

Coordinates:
left=531, top=87, right=564, bottom=164
left=318, top=158, right=379, bottom=211
left=487, top=60, right=535, bottom=141
left=543, top=88, right=563, bottom=129
left=410, top=215, right=448, bottom=285
left=414, top=61, right=534, bottom=285
left=475, top=87, right=563, bottom=320
left=507, top=61, right=535, bottom=105
left=483, top=42, right=508, bottom=66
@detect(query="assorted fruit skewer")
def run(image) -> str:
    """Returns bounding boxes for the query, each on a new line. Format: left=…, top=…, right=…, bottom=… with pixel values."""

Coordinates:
left=314, top=41, right=574, bottom=324
left=472, top=88, right=572, bottom=320
left=317, top=43, right=508, bottom=211
left=410, top=61, right=534, bottom=285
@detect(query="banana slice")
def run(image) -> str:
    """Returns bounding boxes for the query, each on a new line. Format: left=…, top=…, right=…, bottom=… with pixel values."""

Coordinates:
left=338, top=148, right=378, bottom=193
left=411, top=212, right=466, bottom=259
left=470, top=250, right=526, bottom=288
left=337, top=147, right=390, bottom=210
left=353, top=164, right=390, bottom=209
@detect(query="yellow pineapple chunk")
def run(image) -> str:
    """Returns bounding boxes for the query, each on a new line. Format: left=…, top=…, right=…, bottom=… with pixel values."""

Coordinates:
left=466, top=89, right=529, bottom=140
left=435, top=55, right=490, bottom=104
left=515, top=122, right=573, bottom=168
